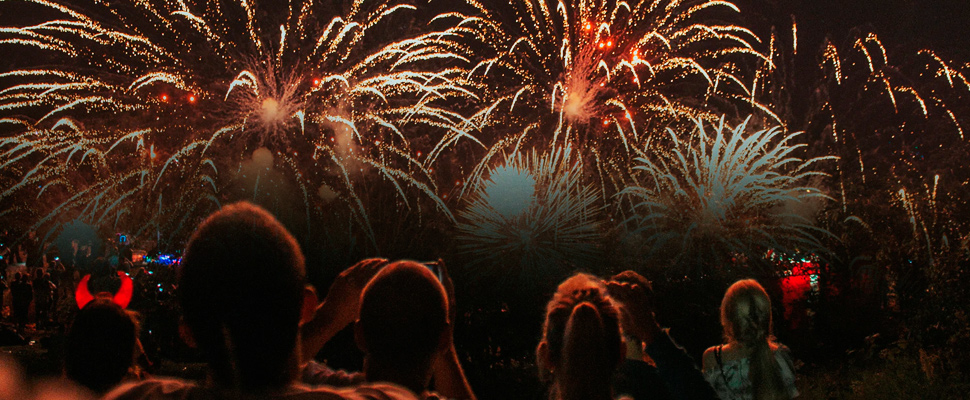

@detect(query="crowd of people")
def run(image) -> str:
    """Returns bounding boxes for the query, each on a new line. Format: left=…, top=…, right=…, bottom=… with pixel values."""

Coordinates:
left=0, top=202, right=800, bottom=399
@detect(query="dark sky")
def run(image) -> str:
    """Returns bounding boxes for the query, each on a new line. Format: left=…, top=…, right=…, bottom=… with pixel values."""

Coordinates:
left=737, top=0, right=970, bottom=57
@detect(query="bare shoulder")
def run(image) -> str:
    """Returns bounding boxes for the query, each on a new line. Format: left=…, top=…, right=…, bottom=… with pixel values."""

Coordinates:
left=702, top=346, right=719, bottom=371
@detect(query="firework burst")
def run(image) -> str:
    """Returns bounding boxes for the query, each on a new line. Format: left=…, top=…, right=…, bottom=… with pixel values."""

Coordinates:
left=457, top=0, right=773, bottom=159
left=457, top=143, right=604, bottom=281
left=756, top=28, right=970, bottom=269
left=619, top=116, right=834, bottom=274
left=0, top=0, right=477, bottom=247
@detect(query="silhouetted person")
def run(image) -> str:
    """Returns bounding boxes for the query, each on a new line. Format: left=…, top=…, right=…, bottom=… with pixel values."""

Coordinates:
left=65, top=299, right=137, bottom=395
left=537, top=273, right=623, bottom=400
left=105, top=202, right=416, bottom=399
left=25, top=231, right=41, bottom=270
left=608, top=271, right=717, bottom=400
left=0, top=277, right=7, bottom=319
left=703, top=279, right=798, bottom=400
left=33, top=270, right=55, bottom=327
left=355, top=261, right=475, bottom=399
left=11, top=273, right=32, bottom=331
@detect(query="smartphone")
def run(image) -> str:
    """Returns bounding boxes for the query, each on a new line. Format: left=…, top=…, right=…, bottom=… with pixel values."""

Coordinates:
left=422, top=261, right=444, bottom=281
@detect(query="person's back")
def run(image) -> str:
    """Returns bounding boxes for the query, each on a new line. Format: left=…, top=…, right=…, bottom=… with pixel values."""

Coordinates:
left=702, top=279, right=798, bottom=400
left=703, top=342, right=797, bottom=400
left=104, top=202, right=417, bottom=400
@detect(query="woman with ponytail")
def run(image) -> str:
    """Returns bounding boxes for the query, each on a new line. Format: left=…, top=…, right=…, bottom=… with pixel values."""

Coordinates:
left=537, top=274, right=623, bottom=400
left=538, top=272, right=716, bottom=400
left=702, top=279, right=798, bottom=400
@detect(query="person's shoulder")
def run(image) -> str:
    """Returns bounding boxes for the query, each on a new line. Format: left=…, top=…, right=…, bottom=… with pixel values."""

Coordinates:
left=291, top=382, right=420, bottom=400
left=701, top=345, right=719, bottom=370
left=102, top=377, right=197, bottom=400
left=772, top=343, right=794, bottom=361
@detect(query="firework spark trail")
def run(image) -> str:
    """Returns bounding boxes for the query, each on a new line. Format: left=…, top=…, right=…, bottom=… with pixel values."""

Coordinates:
left=619, top=116, right=835, bottom=274
left=453, top=0, right=774, bottom=159
left=0, top=0, right=479, bottom=245
left=766, top=30, right=970, bottom=252
left=457, top=142, right=604, bottom=280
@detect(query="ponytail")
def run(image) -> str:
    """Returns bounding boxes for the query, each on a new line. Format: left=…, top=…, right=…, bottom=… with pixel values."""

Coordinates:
left=749, top=332, right=785, bottom=400
left=722, top=279, right=787, bottom=400
left=539, top=274, right=622, bottom=400
left=560, top=302, right=609, bottom=400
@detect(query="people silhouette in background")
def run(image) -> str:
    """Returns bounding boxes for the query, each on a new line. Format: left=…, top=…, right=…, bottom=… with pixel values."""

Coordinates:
left=11, top=272, right=32, bottom=332
left=703, top=279, right=799, bottom=400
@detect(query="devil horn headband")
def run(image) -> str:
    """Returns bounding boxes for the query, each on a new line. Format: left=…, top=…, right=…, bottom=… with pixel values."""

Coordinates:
left=75, top=270, right=134, bottom=309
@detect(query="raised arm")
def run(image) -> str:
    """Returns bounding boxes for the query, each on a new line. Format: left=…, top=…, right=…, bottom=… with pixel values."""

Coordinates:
left=431, top=259, right=476, bottom=400
left=607, top=272, right=718, bottom=400
left=300, top=258, right=387, bottom=363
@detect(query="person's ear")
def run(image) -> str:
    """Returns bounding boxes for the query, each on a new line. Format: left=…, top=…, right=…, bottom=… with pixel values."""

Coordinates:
left=536, top=341, right=551, bottom=371
left=300, top=285, right=319, bottom=325
left=353, top=320, right=367, bottom=353
left=618, top=337, right=628, bottom=367
left=179, top=320, right=197, bottom=348
left=436, top=321, right=452, bottom=354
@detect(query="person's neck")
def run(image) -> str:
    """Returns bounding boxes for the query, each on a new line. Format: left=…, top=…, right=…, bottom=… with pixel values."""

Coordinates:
left=363, top=357, right=431, bottom=395
left=556, top=380, right=613, bottom=400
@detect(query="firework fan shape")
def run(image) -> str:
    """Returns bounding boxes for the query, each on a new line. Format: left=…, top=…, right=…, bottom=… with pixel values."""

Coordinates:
left=455, top=0, right=773, bottom=158
left=619, top=116, right=834, bottom=274
left=457, top=143, right=604, bottom=282
left=812, top=31, right=970, bottom=204
left=756, top=28, right=970, bottom=266
left=0, top=0, right=476, bottom=245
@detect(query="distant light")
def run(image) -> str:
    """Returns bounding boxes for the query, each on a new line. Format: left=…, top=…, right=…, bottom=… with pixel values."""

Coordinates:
left=188, top=95, right=197, bottom=103
left=160, top=94, right=168, bottom=101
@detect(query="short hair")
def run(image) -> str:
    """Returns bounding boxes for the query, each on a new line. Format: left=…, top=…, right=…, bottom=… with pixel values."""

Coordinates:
left=609, top=270, right=653, bottom=294
left=65, top=299, right=137, bottom=394
left=358, top=261, right=448, bottom=366
left=179, top=202, right=306, bottom=390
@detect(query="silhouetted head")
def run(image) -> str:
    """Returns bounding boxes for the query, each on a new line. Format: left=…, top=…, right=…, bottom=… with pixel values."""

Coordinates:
left=64, top=299, right=137, bottom=394
left=356, top=261, right=448, bottom=390
left=538, top=273, right=623, bottom=400
left=179, top=202, right=306, bottom=391
left=720, top=279, right=772, bottom=346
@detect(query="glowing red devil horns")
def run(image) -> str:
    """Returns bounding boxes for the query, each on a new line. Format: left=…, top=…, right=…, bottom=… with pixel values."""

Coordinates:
left=75, top=271, right=134, bottom=309
left=74, top=275, right=95, bottom=309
